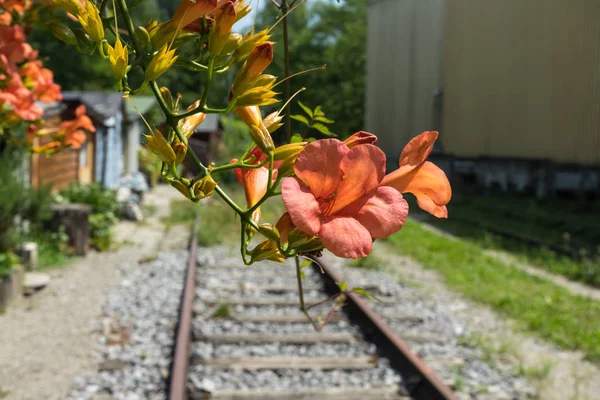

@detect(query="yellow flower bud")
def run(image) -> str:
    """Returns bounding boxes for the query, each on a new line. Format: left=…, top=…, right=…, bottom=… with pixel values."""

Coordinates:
left=221, top=33, right=242, bottom=55
left=160, top=87, right=175, bottom=111
left=192, top=175, right=218, bottom=198
left=77, top=0, right=104, bottom=42
left=250, top=239, right=286, bottom=263
left=235, top=28, right=271, bottom=61
left=171, top=179, right=193, bottom=200
left=258, top=223, right=280, bottom=242
left=178, top=100, right=207, bottom=138
left=143, top=129, right=176, bottom=164
left=107, top=37, right=128, bottom=81
left=136, top=26, right=151, bottom=49
left=273, top=142, right=306, bottom=161
left=145, top=44, right=178, bottom=82
left=235, top=106, right=275, bottom=154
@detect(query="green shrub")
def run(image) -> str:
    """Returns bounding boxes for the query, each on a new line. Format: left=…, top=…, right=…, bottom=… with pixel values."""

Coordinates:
left=0, top=252, right=19, bottom=280
left=56, top=184, right=120, bottom=251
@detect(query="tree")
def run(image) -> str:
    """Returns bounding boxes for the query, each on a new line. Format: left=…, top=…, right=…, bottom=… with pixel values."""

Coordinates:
left=256, top=0, right=367, bottom=141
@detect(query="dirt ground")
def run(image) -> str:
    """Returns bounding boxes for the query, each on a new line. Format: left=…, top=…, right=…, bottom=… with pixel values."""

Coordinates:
left=0, top=185, right=188, bottom=400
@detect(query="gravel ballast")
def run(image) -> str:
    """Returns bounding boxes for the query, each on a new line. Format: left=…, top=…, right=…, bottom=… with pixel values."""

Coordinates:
left=68, top=251, right=188, bottom=400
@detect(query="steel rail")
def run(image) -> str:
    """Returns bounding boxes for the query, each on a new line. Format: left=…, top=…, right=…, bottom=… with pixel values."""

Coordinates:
left=314, top=257, right=459, bottom=400
left=168, top=215, right=199, bottom=400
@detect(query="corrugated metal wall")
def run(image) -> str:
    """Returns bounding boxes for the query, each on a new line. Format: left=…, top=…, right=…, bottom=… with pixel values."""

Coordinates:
left=365, top=0, right=446, bottom=160
left=442, top=0, right=600, bottom=165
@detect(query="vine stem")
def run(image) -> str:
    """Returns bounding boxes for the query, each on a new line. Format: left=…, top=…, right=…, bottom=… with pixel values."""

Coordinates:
left=281, top=0, right=292, bottom=143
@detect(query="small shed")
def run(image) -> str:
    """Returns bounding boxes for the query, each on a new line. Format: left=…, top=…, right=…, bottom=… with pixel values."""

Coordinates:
left=31, top=92, right=155, bottom=190
left=184, top=113, right=223, bottom=176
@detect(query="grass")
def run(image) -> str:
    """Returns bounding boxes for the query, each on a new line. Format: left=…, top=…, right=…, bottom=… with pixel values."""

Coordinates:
left=212, top=303, right=232, bottom=319
left=410, top=188, right=600, bottom=288
left=165, top=187, right=288, bottom=248
left=349, top=251, right=381, bottom=270
left=385, top=219, right=600, bottom=363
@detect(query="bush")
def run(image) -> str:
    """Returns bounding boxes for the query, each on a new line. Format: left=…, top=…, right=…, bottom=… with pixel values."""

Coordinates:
left=0, top=252, right=19, bottom=280
left=56, top=184, right=120, bottom=251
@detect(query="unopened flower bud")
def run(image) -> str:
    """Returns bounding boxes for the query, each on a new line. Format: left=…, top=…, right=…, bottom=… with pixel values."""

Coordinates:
left=171, top=178, right=193, bottom=200
left=244, top=43, right=273, bottom=79
left=136, top=26, right=151, bottom=48
left=107, top=37, right=128, bottom=81
left=274, top=142, right=306, bottom=177
left=172, top=0, right=218, bottom=29
left=258, top=223, right=280, bottom=242
left=192, top=175, right=217, bottom=198
left=160, top=87, right=175, bottom=111
left=250, top=239, right=285, bottom=263
left=221, top=33, right=242, bottom=55
left=249, top=125, right=274, bottom=154
left=48, top=22, right=77, bottom=46
left=145, top=44, right=178, bottom=82
left=208, top=1, right=236, bottom=56
left=73, top=29, right=95, bottom=53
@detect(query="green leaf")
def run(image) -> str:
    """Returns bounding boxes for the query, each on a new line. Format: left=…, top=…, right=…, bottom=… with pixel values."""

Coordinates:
left=312, top=123, right=336, bottom=137
left=291, top=133, right=304, bottom=143
left=291, top=114, right=310, bottom=126
left=300, top=270, right=306, bottom=280
left=301, top=260, right=311, bottom=268
left=336, top=281, right=347, bottom=291
left=314, top=116, right=335, bottom=124
left=313, top=105, right=325, bottom=117
left=352, top=287, right=379, bottom=301
left=297, top=101, right=314, bottom=118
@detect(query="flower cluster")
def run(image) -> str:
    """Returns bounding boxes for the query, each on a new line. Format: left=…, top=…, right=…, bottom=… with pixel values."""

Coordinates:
left=0, top=0, right=94, bottom=153
left=50, top=0, right=451, bottom=262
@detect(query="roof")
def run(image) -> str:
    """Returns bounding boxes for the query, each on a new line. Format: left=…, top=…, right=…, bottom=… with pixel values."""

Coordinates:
left=62, top=91, right=124, bottom=118
left=124, top=96, right=157, bottom=118
left=195, top=113, right=221, bottom=133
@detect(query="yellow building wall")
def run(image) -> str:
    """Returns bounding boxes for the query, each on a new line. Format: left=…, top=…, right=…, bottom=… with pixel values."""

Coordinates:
left=365, top=0, right=446, bottom=159
left=442, top=0, right=600, bottom=165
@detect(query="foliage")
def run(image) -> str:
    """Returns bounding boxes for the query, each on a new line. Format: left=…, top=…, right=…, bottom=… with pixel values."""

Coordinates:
left=256, top=0, right=367, bottom=139
left=414, top=187, right=600, bottom=287
left=291, top=101, right=336, bottom=139
left=0, top=252, right=19, bottom=280
left=385, top=219, right=600, bottom=363
left=55, top=184, right=120, bottom=251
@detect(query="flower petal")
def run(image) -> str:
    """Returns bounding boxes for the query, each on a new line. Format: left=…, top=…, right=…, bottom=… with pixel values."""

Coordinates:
left=342, top=131, right=378, bottom=148
left=243, top=167, right=270, bottom=207
left=294, top=139, right=349, bottom=199
left=397, top=131, right=438, bottom=175
left=330, top=144, right=386, bottom=214
left=382, top=161, right=451, bottom=218
left=275, top=212, right=295, bottom=244
left=319, top=216, right=373, bottom=258
left=282, top=177, right=322, bottom=236
left=355, top=187, right=408, bottom=239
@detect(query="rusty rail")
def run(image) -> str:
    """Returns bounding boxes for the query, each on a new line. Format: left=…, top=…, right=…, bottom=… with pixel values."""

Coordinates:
left=315, top=257, right=459, bottom=400
left=168, top=216, right=199, bottom=400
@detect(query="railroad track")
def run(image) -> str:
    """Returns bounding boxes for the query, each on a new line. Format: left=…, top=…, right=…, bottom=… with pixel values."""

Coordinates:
left=168, top=221, right=458, bottom=400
